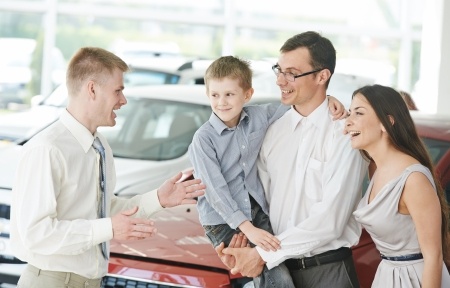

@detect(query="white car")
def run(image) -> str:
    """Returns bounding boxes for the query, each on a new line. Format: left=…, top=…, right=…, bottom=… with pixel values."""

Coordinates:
left=0, top=84, right=279, bottom=284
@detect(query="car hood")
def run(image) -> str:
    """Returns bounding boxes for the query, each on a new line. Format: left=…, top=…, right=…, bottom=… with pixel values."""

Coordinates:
left=112, top=155, right=192, bottom=197
left=0, top=105, right=62, bottom=141
left=110, top=204, right=227, bottom=270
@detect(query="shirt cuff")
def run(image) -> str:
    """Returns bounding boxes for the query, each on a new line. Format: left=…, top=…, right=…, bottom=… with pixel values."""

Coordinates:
left=256, top=240, right=322, bottom=270
left=92, top=218, right=112, bottom=245
left=227, top=210, right=248, bottom=230
left=256, top=246, right=282, bottom=270
left=140, top=190, right=164, bottom=217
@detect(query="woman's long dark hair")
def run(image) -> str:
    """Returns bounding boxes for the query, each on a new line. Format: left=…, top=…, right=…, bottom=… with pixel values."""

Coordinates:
left=353, top=84, right=450, bottom=264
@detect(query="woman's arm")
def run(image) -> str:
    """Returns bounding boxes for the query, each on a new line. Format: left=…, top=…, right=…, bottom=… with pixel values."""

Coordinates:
left=401, top=171, right=443, bottom=288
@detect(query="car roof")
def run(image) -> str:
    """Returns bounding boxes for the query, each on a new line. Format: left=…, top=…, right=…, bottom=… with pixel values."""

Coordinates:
left=127, top=63, right=182, bottom=75
left=124, top=84, right=279, bottom=104
left=176, top=59, right=274, bottom=85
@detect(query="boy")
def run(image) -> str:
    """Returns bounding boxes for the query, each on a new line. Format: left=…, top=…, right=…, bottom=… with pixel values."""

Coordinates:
left=188, top=56, right=345, bottom=287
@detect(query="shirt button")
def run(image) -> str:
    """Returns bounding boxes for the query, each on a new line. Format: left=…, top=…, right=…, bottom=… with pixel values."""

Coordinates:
left=242, top=162, right=246, bottom=167
left=242, top=145, right=246, bottom=149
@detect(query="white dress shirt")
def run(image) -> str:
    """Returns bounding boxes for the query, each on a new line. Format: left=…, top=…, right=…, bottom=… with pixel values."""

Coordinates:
left=10, top=109, right=163, bottom=279
left=256, top=98, right=369, bottom=269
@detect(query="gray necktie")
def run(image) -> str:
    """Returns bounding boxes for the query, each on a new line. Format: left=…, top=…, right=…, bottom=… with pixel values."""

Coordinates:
left=92, top=137, right=109, bottom=260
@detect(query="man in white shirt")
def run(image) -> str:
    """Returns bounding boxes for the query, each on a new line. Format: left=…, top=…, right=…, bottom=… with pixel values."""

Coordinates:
left=218, top=32, right=368, bottom=287
left=10, top=47, right=205, bottom=288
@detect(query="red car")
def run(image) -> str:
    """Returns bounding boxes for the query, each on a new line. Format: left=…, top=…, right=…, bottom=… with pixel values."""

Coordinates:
left=104, top=111, right=450, bottom=288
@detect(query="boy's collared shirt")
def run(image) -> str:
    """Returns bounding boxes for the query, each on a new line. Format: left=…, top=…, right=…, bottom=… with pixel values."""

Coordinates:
left=188, top=103, right=288, bottom=229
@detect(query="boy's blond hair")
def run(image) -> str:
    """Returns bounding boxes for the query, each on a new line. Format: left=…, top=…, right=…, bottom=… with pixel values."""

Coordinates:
left=204, top=56, right=253, bottom=92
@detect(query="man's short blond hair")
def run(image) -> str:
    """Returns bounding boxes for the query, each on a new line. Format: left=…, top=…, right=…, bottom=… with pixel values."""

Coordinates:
left=66, top=47, right=129, bottom=96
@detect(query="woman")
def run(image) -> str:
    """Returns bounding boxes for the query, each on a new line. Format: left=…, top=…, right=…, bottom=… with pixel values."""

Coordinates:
left=344, top=84, right=450, bottom=287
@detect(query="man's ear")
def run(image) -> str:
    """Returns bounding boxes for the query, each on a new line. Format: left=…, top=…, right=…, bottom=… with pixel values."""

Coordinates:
left=318, top=69, right=331, bottom=84
left=87, top=81, right=96, bottom=99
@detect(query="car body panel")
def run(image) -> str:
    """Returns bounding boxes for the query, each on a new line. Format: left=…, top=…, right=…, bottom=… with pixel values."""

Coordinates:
left=110, top=204, right=225, bottom=269
left=0, top=105, right=62, bottom=142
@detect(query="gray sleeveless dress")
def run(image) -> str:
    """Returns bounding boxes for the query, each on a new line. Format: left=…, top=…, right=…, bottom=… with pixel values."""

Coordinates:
left=353, top=164, right=450, bottom=287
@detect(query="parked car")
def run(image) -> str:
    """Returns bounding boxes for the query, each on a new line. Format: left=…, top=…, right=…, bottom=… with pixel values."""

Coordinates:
left=99, top=111, right=450, bottom=288
left=1, top=83, right=449, bottom=286
left=0, top=84, right=279, bottom=285
left=0, top=64, right=184, bottom=143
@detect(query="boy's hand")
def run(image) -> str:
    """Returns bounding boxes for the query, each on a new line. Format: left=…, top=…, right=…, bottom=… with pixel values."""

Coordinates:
left=328, top=95, right=348, bottom=120
left=239, top=221, right=280, bottom=252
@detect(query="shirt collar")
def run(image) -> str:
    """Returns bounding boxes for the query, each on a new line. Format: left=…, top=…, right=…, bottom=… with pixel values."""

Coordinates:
left=289, top=98, right=331, bottom=132
left=209, top=109, right=249, bottom=135
left=60, top=109, right=96, bottom=153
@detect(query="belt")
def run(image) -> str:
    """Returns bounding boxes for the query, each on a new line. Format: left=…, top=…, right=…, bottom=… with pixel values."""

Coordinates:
left=285, top=247, right=352, bottom=270
left=380, top=253, right=423, bottom=261
left=27, top=265, right=103, bottom=287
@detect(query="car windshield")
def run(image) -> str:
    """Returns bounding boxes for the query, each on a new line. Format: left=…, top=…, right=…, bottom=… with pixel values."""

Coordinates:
left=98, top=97, right=211, bottom=161
left=124, top=68, right=180, bottom=86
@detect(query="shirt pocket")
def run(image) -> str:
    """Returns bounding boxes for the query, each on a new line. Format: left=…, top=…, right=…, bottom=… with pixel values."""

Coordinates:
left=305, top=158, right=325, bottom=201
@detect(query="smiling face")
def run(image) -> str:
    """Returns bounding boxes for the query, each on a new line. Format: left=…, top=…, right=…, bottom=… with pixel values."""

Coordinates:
left=345, top=93, right=387, bottom=151
left=206, top=77, right=253, bottom=128
left=92, top=68, right=127, bottom=129
left=275, top=47, right=329, bottom=115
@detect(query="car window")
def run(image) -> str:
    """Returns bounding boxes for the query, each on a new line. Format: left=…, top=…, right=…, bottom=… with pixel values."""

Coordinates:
left=125, top=69, right=180, bottom=86
left=422, top=138, right=450, bottom=165
left=99, top=97, right=211, bottom=161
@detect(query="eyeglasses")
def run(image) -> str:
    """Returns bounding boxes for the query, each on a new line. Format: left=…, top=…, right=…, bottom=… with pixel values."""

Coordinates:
left=272, top=65, right=324, bottom=82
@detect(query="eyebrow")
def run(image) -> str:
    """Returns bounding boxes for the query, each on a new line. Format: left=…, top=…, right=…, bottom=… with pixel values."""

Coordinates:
left=275, top=63, right=300, bottom=71
left=349, top=106, right=365, bottom=112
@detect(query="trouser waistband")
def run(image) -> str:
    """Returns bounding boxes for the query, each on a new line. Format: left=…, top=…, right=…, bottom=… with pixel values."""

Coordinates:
left=27, top=264, right=103, bottom=287
left=285, top=247, right=352, bottom=270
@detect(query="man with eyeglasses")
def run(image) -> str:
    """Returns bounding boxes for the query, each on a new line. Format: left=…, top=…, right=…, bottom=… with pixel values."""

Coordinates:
left=217, top=31, right=369, bottom=287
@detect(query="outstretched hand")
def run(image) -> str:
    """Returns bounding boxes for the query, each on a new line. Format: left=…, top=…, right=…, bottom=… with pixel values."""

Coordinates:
left=111, top=206, right=157, bottom=241
left=157, top=171, right=206, bottom=208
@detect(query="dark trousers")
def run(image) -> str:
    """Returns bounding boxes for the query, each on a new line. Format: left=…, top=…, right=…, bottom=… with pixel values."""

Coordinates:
left=203, top=197, right=294, bottom=288
left=288, top=253, right=360, bottom=288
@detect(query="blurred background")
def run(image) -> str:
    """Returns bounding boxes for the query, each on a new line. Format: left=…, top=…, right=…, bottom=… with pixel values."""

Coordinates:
left=1, top=2, right=450, bottom=287
left=0, top=0, right=448, bottom=114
